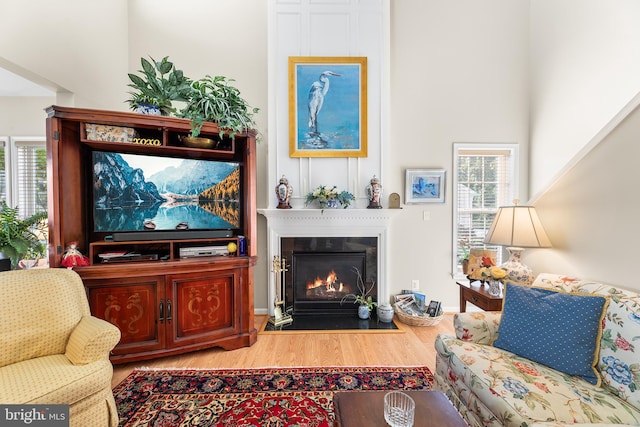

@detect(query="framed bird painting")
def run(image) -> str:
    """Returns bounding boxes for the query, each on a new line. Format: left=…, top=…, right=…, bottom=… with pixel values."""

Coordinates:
left=288, top=56, right=367, bottom=158
left=405, top=169, right=446, bottom=204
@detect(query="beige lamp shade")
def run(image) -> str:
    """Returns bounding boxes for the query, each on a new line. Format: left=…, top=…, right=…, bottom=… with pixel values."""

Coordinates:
left=484, top=205, right=552, bottom=248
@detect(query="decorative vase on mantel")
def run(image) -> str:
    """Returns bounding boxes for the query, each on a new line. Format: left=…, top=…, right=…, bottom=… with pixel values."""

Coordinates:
left=275, top=175, right=293, bottom=209
left=366, top=175, right=383, bottom=209
left=501, top=247, right=534, bottom=286
left=325, top=199, right=340, bottom=209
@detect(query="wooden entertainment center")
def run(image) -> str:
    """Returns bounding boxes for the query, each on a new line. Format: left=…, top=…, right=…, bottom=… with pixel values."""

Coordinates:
left=45, top=106, right=258, bottom=363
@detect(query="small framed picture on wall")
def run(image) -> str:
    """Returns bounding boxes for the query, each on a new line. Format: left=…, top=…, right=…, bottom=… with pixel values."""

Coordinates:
left=405, top=169, right=446, bottom=204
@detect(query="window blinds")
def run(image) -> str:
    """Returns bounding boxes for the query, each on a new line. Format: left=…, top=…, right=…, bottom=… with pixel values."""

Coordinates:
left=453, top=144, right=517, bottom=273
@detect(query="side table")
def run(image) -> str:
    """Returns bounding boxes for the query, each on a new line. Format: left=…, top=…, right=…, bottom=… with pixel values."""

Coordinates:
left=457, top=280, right=503, bottom=312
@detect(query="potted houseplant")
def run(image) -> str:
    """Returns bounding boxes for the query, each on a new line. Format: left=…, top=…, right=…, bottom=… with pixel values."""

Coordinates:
left=0, top=201, right=48, bottom=270
left=126, top=56, right=192, bottom=116
left=458, top=239, right=470, bottom=275
left=340, top=267, right=378, bottom=319
left=177, top=75, right=259, bottom=141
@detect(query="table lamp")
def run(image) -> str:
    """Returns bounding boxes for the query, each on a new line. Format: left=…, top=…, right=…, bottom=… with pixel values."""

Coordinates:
left=484, top=200, right=552, bottom=285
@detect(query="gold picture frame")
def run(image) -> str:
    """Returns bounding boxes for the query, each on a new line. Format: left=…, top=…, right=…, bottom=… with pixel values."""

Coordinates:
left=288, top=56, right=367, bottom=158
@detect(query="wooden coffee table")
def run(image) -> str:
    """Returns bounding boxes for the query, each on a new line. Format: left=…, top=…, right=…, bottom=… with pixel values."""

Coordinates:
left=332, top=390, right=467, bottom=426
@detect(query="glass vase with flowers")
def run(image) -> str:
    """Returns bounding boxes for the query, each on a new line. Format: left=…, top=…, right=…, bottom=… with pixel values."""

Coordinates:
left=468, top=256, right=507, bottom=296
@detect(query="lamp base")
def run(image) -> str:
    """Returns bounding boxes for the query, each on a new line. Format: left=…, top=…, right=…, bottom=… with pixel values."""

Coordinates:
left=501, top=247, right=534, bottom=286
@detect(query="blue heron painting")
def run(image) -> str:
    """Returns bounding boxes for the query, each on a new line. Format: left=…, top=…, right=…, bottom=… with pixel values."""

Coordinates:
left=294, top=62, right=362, bottom=152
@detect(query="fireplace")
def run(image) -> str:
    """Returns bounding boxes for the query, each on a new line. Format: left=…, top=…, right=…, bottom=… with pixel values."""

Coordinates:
left=281, top=237, right=377, bottom=316
left=258, top=208, right=397, bottom=318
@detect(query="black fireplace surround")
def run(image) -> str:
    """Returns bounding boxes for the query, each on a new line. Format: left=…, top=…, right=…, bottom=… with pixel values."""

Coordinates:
left=281, top=236, right=378, bottom=316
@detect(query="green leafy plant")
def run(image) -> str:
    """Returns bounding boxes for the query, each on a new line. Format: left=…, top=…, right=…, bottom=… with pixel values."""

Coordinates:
left=178, top=75, right=259, bottom=139
left=340, top=267, right=378, bottom=311
left=0, top=201, right=48, bottom=268
left=126, top=56, right=192, bottom=116
left=458, top=238, right=470, bottom=263
left=304, top=185, right=355, bottom=209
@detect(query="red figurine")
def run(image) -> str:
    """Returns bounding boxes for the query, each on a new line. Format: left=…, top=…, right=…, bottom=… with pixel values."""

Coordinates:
left=61, top=241, right=90, bottom=268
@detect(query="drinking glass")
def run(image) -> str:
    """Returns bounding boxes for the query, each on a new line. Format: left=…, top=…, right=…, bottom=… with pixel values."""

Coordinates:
left=383, top=391, right=415, bottom=427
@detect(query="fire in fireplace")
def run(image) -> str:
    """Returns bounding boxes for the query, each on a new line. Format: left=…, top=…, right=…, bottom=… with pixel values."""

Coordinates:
left=281, top=237, right=377, bottom=316
left=306, top=268, right=356, bottom=299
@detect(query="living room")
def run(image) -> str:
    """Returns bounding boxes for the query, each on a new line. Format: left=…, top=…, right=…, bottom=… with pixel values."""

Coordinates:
left=1, top=1, right=639, bottom=426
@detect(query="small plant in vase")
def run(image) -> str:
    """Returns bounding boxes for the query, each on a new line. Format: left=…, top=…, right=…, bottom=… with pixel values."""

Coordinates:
left=304, top=185, right=355, bottom=209
left=458, top=238, right=470, bottom=275
left=178, top=75, right=259, bottom=140
left=0, top=201, right=48, bottom=269
left=126, top=56, right=192, bottom=116
left=340, top=267, right=377, bottom=319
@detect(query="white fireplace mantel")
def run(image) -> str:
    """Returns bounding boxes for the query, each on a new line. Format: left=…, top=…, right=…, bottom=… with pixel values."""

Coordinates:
left=258, top=208, right=399, bottom=316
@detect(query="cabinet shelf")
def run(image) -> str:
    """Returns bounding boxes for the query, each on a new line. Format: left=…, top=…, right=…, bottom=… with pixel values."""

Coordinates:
left=89, top=237, right=243, bottom=264
left=80, top=121, right=236, bottom=158
left=46, top=106, right=257, bottom=363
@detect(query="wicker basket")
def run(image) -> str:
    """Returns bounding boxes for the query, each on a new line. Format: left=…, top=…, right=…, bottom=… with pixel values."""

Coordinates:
left=393, top=304, right=444, bottom=326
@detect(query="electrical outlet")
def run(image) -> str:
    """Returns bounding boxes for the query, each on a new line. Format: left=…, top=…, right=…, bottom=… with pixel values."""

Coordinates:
left=411, top=279, right=419, bottom=290
left=423, top=211, right=430, bottom=221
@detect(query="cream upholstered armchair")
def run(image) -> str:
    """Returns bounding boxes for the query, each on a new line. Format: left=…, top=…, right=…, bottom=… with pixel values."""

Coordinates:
left=0, top=268, right=121, bottom=427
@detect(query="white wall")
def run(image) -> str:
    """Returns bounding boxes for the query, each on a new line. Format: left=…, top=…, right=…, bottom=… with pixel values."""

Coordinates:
left=267, top=0, right=387, bottom=209
left=529, top=0, right=640, bottom=196
left=388, top=0, right=530, bottom=308
left=0, top=0, right=129, bottom=111
left=0, top=97, right=54, bottom=135
left=526, top=0, right=640, bottom=292
left=526, top=102, right=640, bottom=291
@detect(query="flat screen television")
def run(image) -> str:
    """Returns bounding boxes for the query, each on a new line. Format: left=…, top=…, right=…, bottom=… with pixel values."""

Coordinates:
left=92, top=151, right=241, bottom=234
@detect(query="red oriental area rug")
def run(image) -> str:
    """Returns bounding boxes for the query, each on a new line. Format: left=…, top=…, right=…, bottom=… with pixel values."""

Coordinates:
left=113, top=366, right=433, bottom=426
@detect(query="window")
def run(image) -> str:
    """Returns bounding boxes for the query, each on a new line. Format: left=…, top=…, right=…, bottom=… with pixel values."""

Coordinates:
left=1, top=137, right=47, bottom=217
left=0, top=137, right=7, bottom=202
left=452, top=143, right=518, bottom=275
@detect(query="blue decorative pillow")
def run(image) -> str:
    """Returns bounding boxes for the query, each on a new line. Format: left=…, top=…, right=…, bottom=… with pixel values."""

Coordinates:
left=494, top=282, right=609, bottom=385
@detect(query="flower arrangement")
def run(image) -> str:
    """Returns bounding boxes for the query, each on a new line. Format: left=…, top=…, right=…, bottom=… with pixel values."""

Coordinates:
left=468, top=255, right=507, bottom=282
left=304, top=185, right=355, bottom=209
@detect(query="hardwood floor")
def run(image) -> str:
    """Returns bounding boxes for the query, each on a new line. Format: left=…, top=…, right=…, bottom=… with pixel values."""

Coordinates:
left=111, top=314, right=455, bottom=388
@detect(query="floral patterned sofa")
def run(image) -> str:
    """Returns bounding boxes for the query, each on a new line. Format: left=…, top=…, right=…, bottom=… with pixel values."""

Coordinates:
left=434, top=273, right=640, bottom=426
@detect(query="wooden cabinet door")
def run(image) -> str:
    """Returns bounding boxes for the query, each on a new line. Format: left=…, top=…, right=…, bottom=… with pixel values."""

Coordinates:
left=166, top=269, right=240, bottom=348
left=84, top=275, right=166, bottom=355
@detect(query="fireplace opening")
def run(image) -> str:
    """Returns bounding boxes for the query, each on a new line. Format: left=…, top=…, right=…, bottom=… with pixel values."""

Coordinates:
left=281, top=237, right=377, bottom=316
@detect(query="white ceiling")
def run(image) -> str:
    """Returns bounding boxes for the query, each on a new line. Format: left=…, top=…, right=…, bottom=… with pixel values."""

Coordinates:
left=0, top=67, right=55, bottom=97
